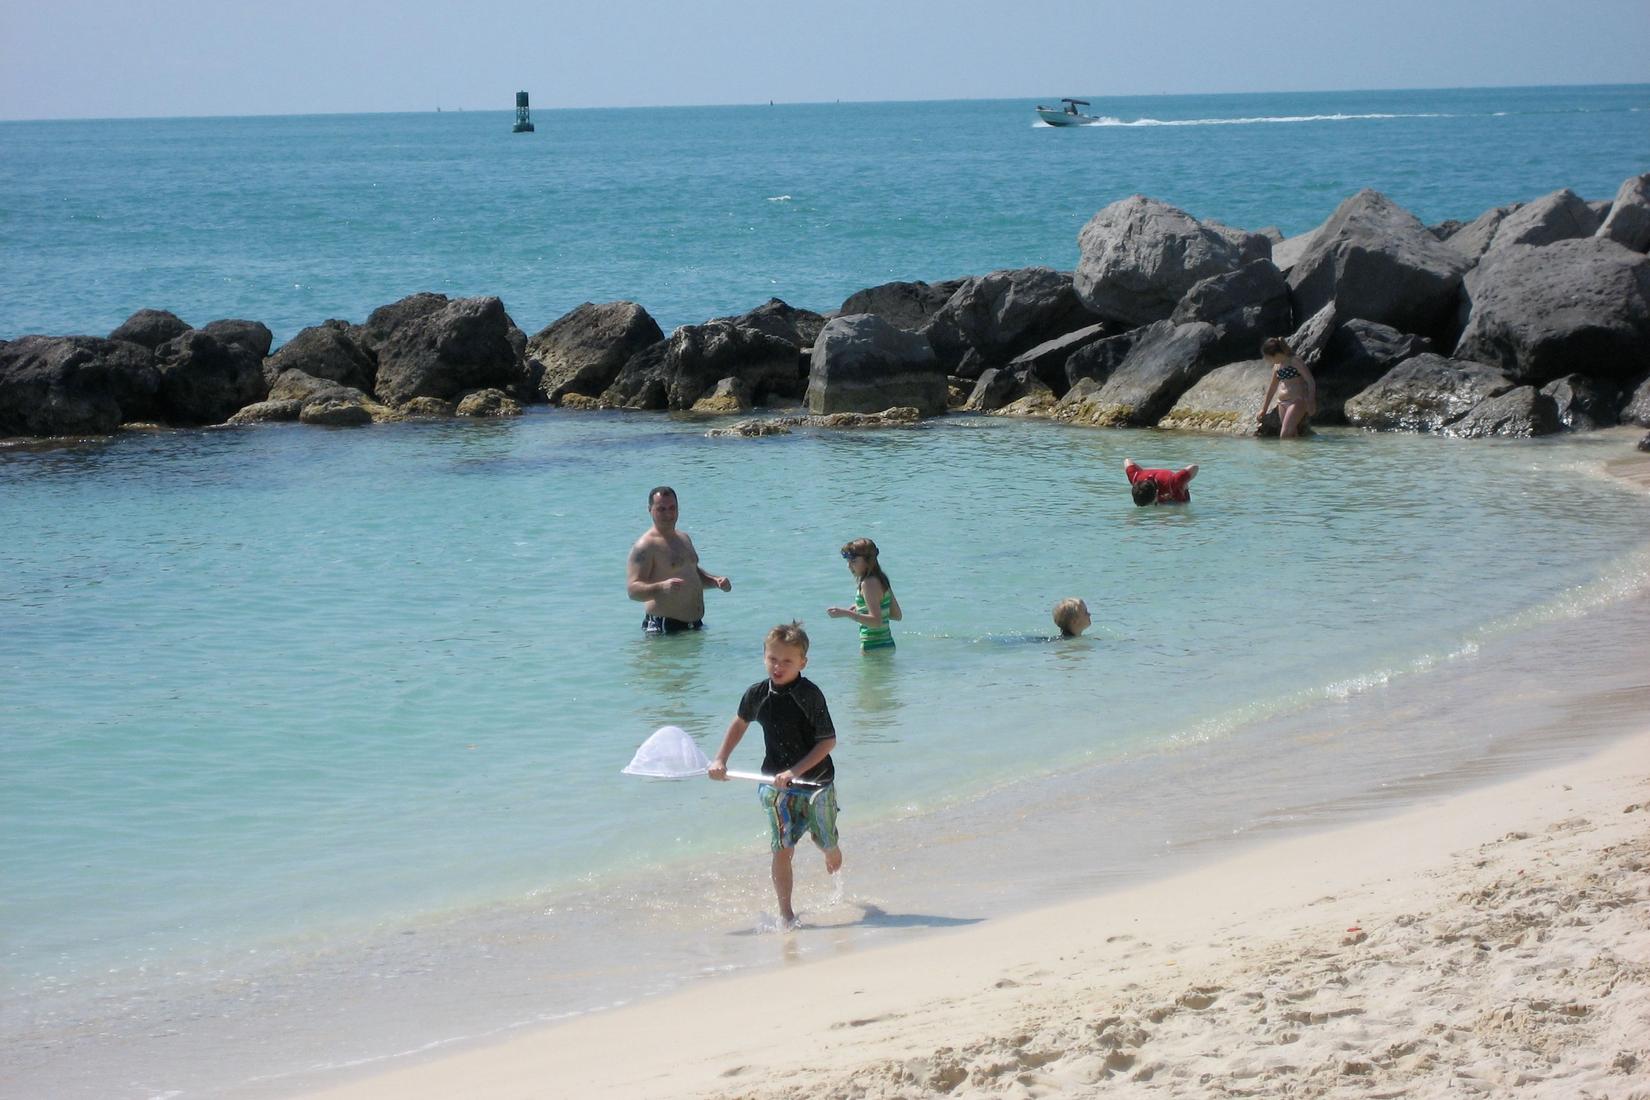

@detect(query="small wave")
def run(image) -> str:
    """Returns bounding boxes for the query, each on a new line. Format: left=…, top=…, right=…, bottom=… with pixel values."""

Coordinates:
left=766, top=194, right=793, bottom=202
left=1092, top=111, right=1448, bottom=127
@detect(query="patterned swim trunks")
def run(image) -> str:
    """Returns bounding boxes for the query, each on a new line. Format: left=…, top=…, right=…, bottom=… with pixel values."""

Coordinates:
left=760, top=783, right=839, bottom=852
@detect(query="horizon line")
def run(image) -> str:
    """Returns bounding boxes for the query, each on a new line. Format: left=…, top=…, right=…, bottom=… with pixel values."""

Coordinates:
left=1, top=80, right=1645, bottom=125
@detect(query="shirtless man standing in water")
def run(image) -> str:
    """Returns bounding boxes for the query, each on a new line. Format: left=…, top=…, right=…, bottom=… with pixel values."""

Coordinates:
left=627, top=486, right=731, bottom=634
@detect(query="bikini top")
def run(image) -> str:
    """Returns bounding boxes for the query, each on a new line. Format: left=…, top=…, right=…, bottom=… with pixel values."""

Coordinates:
left=1274, top=364, right=1301, bottom=381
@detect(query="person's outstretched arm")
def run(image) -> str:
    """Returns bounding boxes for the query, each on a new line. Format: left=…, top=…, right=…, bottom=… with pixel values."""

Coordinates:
left=1182, top=464, right=1200, bottom=482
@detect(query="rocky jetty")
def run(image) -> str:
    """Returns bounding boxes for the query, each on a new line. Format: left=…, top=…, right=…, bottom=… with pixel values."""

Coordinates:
left=4, top=173, right=1648, bottom=443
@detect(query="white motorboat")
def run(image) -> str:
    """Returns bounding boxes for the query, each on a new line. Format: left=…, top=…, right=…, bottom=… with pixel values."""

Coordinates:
left=1035, top=98, right=1100, bottom=126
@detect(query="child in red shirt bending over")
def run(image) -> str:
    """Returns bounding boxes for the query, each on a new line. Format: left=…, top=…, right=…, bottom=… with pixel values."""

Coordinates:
left=1124, top=458, right=1199, bottom=506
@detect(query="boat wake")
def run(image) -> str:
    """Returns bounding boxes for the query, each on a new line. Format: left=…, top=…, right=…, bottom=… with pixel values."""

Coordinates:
left=1088, top=111, right=1449, bottom=127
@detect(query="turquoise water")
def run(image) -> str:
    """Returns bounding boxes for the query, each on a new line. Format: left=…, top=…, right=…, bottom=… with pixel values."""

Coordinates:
left=4, top=86, right=1650, bottom=1096
left=2, top=86, right=1646, bottom=343
left=4, top=417, right=1649, bottom=1000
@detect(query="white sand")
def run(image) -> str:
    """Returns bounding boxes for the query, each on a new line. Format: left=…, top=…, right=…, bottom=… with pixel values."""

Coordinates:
left=302, top=727, right=1650, bottom=1099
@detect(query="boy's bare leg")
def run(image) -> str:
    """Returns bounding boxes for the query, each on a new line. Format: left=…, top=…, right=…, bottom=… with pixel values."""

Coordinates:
left=771, top=846, right=796, bottom=923
left=823, top=846, right=842, bottom=875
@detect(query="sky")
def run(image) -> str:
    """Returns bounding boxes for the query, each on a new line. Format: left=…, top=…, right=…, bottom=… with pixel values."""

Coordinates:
left=1, top=0, right=1647, bottom=120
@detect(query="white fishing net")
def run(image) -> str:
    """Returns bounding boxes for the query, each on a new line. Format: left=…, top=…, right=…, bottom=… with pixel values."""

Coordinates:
left=622, top=724, right=711, bottom=779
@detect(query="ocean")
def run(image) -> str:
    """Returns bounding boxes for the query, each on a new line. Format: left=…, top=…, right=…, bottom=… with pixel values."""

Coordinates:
left=2, top=86, right=1649, bottom=1098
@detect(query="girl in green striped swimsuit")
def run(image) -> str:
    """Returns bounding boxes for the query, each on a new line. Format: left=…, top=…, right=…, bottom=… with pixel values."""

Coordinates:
left=827, top=538, right=902, bottom=651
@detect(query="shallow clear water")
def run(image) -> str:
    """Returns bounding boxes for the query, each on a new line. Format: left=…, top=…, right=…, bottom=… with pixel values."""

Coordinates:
left=4, top=415, right=1649, bottom=1006
left=2, top=86, right=1646, bottom=342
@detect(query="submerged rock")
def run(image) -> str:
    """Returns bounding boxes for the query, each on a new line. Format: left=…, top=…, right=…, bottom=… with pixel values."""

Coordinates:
left=1446, top=385, right=1562, bottom=438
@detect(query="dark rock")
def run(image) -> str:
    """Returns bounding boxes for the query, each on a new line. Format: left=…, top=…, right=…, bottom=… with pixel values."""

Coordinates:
left=1061, top=320, right=1221, bottom=427
left=1314, top=320, right=1433, bottom=423
left=714, top=298, right=827, bottom=350
left=109, top=309, right=190, bottom=350
left=154, top=330, right=268, bottom=424
left=1289, top=189, right=1471, bottom=343
left=1344, top=353, right=1515, bottom=432
left=527, top=301, right=663, bottom=404
left=690, top=376, right=753, bottom=414
left=1597, top=173, right=1650, bottom=252
left=1454, top=239, right=1650, bottom=385
left=263, top=320, right=376, bottom=392
left=1157, top=359, right=1278, bottom=435
left=1004, top=321, right=1114, bottom=395
left=1075, top=196, right=1270, bottom=326
left=923, top=267, right=1099, bottom=377
left=1639, top=431, right=1650, bottom=453
left=268, top=368, right=354, bottom=404
left=358, top=292, right=451, bottom=349
left=1170, top=259, right=1293, bottom=365
left=0, top=335, right=158, bottom=435
left=806, top=314, right=946, bottom=417
left=373, top=296, right=528, bottom=406
left=201, top=319, right=274, bottom=359
left=399, top=396, right=457, bottom=418
left=227, top=399, right=302, bottom=424
left=1618, top=374, right=1650, bottom=426
left=602, top=321, right=801, bottom=410
left=964, top=366, right=1048, bottom=413
left=1064, top=326, right=1143, bottom=389
left=1447, top=386, right=1562, bottom=438
left=839, top=279, right=967, bottom=332
left=1428, top=219, right=1467, bottom=240
left=1443, top=203, right=1522, bottom=264
left=1487, top=189, right=1600, bottom=252
left=455, top=388, right=523, bottom=417
left=1285, top=303, right=1339, bottom=369
left=1539, top=374, right=1618, bottom=431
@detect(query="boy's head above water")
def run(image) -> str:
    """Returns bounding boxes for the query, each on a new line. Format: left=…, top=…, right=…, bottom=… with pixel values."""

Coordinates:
left=764, top=621, right=810, bottom=685
left=1052, top=598, right=1091, bottom=637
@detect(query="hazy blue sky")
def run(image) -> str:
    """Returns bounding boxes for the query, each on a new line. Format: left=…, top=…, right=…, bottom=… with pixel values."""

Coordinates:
left=2, top=0, right=1646, bottom=120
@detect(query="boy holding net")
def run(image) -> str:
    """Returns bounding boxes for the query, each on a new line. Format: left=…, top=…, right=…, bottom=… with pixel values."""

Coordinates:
left=708, top=622, right=842, bottom=927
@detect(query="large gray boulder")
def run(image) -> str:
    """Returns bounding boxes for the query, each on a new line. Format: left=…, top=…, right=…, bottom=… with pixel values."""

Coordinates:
left=372, top=295, right=529, bottom=406
left=1596, top=173, right=1650, bottom=252
left=1156, top=359, right=1282, bottom=436
left=923, top=266, right=1098, bottom=377
left=840, top=278, right=967, bottom=332
left=602, top=321, right=802, bottom=410
left=1064, top=325, right=1143, bottom=390
left=1487, top=189, right=1600, bottom=252
left=109, top=309, right=190, bottom=350
left=1313, top=319, right=1432, bottom=423
left=1454, top=239, right=1650, bottom=385
left=263, top=320, right=377, bottom=392
left=1288, top=189, right=1471, bottom=342
left=201, top=319, right=274, bottom=359
left=1443, top=203, right=1522, bottom=264
left=1169, top=258, right=1292, bottom=366
left=1344, top=353, right=1515, bottom=432
left=1447, top=386, right=1562, bottom=438
left=1061, top=320, right=1221, bottom=427
left=357, top=292, right=451, bottom=349
left=0, top=335, right=159, bottom=435
left=806, top=314, right=946, bottom=417
left=1539, top=374, right=1618, bottom=431
left=154, top=330, right=268, bottom=424
left=1002, top=321, right=1114, bottom=396
left=714, top=298, right=827, bottom=350
left=1270, top=229, right=1318, bottom=275
left=1074, top=196, right=1270, bottom=327
left=527, top=301, right=663, bottom=404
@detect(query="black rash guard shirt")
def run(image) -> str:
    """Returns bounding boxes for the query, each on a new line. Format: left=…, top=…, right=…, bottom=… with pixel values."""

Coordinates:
left=736, top=675, right=836, bottom=784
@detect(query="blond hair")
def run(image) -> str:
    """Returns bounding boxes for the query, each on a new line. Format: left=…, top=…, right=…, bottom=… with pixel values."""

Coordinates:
left=765, top=621, right=810, bottom=654
left=1052, top=598, right=1086, bottom=636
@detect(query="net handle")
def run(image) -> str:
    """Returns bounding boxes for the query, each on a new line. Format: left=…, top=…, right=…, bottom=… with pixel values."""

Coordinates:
left=725, top=769, right=823, bottom=789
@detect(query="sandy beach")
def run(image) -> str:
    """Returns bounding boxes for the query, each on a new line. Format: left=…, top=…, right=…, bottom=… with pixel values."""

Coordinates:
left=299, top=732, right=1650, bottom=1099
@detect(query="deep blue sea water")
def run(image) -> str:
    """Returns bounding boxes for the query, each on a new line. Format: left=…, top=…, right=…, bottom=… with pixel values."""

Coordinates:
left=2, top=86, right=1649, bottom=1098
left=2, top=85, right=1646, bottom=343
